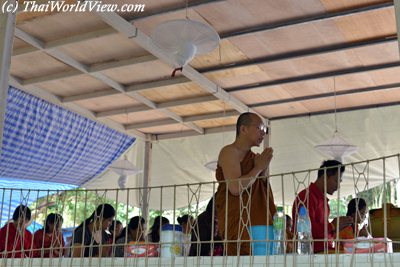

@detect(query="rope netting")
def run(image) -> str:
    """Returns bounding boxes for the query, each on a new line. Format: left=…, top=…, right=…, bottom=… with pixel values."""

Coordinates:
left=0, top=154, right=400, bottom=266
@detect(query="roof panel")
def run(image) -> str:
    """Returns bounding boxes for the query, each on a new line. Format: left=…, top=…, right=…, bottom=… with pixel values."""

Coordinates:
left=194, top=0, right=326, bottom=33
left=190, top=39, right=249, bottom=69
left=38, top=74, right=112, bottom=97
left=230, top=20, right=346, bottom=58
left=230, top=85, right=293, bottom=105
left=139, top=83, right=209, bottom=103
left=10, top=51, right=72, bottom=80
left=194, top=117, right=237, bottom=129
left=109, top=110, right=169, bottom=125
left=301, top=88, right=400, bottom=111
left=139, top=124, right=192, bottom=134
left=17, top=11, right=107, bottom=42
left=58, top=33, right=149, bottom=65
left=12, top=37, right=30, bottom=50
left=134, top=5, right=214, bottom=36
left=367, top=67, right=400, bottom=85
left=101, top=60, right=172, bottom=84
left=332, top=7, right=396, bottom=41
left=256, top=87, right=400, bottom=119
left=351, top=41, right=399, bottom=65
left=255, top=103, right=310, bottom=118
left=76, top=94, right=141, bottom=113
left=205, top=65, right=271, bottom=88
left=319, top=0, right=390, bottom=12
left=169, top=101, right=234, bottom=117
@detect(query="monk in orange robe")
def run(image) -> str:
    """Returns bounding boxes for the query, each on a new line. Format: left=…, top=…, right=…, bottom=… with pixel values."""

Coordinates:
left=215, top=112, right=276, bottom=255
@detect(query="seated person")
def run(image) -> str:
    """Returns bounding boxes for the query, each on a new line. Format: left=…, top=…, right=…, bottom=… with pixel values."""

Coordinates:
left=147, top=216, right=169, bottom=243
left=190, top=197, right=223, bottom=256
left=0, top=205, right=33, bottom=258
left=114, top=216, right=145, bottom=257
left=178, top=214, right=194, bottom=256
left=71, top=204, right=115, bottom=257
left=33, top=213, right=65, bottom=257
left=292, top=160, right=353, bottom=253
left=108, top=220, right=123, bottom=243
left=177, top=215, right=194, bottom=235
left=339, top=198, right=369, bottom=241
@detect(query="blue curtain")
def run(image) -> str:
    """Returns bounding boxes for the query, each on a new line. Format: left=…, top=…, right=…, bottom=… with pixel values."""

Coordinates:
left=0, top=87, right=135, bottom=185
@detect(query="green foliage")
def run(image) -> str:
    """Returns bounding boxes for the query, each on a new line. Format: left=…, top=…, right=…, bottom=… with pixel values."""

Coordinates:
left=30, top=189, right=210, bottom=230
left=329, top=179, right=400, bottom=219
left=147, top=199, right=209, bottom=227
left=30, top=189, right=138, bottom=228
left=329, top=196, right=352, bottom=219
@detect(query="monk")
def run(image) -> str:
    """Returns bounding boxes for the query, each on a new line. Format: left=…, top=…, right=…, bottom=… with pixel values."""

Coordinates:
left=215, top=112, right=276, bottom=255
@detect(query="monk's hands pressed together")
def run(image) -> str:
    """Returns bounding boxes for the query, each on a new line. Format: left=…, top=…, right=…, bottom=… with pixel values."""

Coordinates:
left=254, top=147, right=273, bottom=173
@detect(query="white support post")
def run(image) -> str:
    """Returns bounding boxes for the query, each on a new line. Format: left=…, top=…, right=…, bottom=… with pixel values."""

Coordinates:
left=394, top=0, right=400, bottom=56
left=263, top=119, right=271, bottom=179
left=263, top=120, right=271, bottom=148
left=141, top=141, right=152, bottom=222
left=0, top=0, right=16, bottom=156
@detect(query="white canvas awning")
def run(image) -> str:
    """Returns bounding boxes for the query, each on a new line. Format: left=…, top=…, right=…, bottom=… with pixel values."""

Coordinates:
left=85, top=104, right=400, bottom=209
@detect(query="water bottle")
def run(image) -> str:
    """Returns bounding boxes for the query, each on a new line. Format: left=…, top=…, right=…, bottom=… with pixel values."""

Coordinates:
left=297, top=206, right=312, bottom=255
left=273, top=206, right=286, bottom=254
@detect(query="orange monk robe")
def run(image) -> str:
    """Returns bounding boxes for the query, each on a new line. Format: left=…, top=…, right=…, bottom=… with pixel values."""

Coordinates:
left=215, top=150, right=277, bottom=255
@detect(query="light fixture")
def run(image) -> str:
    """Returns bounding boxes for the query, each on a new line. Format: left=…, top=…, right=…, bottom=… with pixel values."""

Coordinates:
left=315, top=131, right=358, bottom=162
left=109, top=158, right=142, bottom=189
left=314, top=77, right=358, bottom=162
left=204, top=160, right=218, bottom=172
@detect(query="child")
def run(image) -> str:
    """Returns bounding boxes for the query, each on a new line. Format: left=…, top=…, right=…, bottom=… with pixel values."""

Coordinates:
left=339, top=198, right=369, bottom=241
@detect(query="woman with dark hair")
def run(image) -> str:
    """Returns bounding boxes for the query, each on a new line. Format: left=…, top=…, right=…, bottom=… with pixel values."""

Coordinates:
left=0, top=205, right=33, bottom=258
left=339, top=198, right=369, bottom=241
left=189, top=197, right=223, bottom=256
left=71, top=204, right=115, bottom=257
left=33, top=213, right=65, bottom=257
left=177, top=215, right=194, bottom=235
left=114, top=216, right=146, bottom=257
left=148, top=216, right=169, bottom=243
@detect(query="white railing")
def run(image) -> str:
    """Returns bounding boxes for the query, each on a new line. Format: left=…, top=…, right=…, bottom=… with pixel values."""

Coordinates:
left=0, top=154, right=399, bottom=266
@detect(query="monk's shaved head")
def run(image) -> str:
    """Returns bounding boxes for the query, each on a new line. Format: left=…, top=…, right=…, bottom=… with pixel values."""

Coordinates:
left=236, top=112, right=259, bottom=137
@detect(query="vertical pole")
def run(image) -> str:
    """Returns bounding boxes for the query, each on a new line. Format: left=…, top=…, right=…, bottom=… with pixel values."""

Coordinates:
left=394, top=0, right=400, bottom=57
left=0, top=0, right=16, bottom=156
left=263, top=119, right=270, bottom=149
left=141, top=140, right=152, bottom=222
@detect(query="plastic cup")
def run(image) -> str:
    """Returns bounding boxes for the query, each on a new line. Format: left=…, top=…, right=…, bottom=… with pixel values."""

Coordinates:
left=249, top=225, right=274, bottom=255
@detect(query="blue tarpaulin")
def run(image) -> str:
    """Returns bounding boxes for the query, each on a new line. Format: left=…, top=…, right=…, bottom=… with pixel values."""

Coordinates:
left=0, top=87, right=135, bottom=185
left=0, top=87, right=135, bottom=225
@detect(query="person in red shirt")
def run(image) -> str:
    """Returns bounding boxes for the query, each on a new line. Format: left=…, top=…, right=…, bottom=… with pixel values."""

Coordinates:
left=33, top=213, right=65, bottom=257
left=292, top=160, right=353, bottom=253
left=0, top=205, right=34, bottom=258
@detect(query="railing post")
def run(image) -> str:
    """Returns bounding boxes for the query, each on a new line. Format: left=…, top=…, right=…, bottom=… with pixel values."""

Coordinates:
left=142, top=140, right=152, bottom=221
left=0, top=0, right=16, bottom=156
